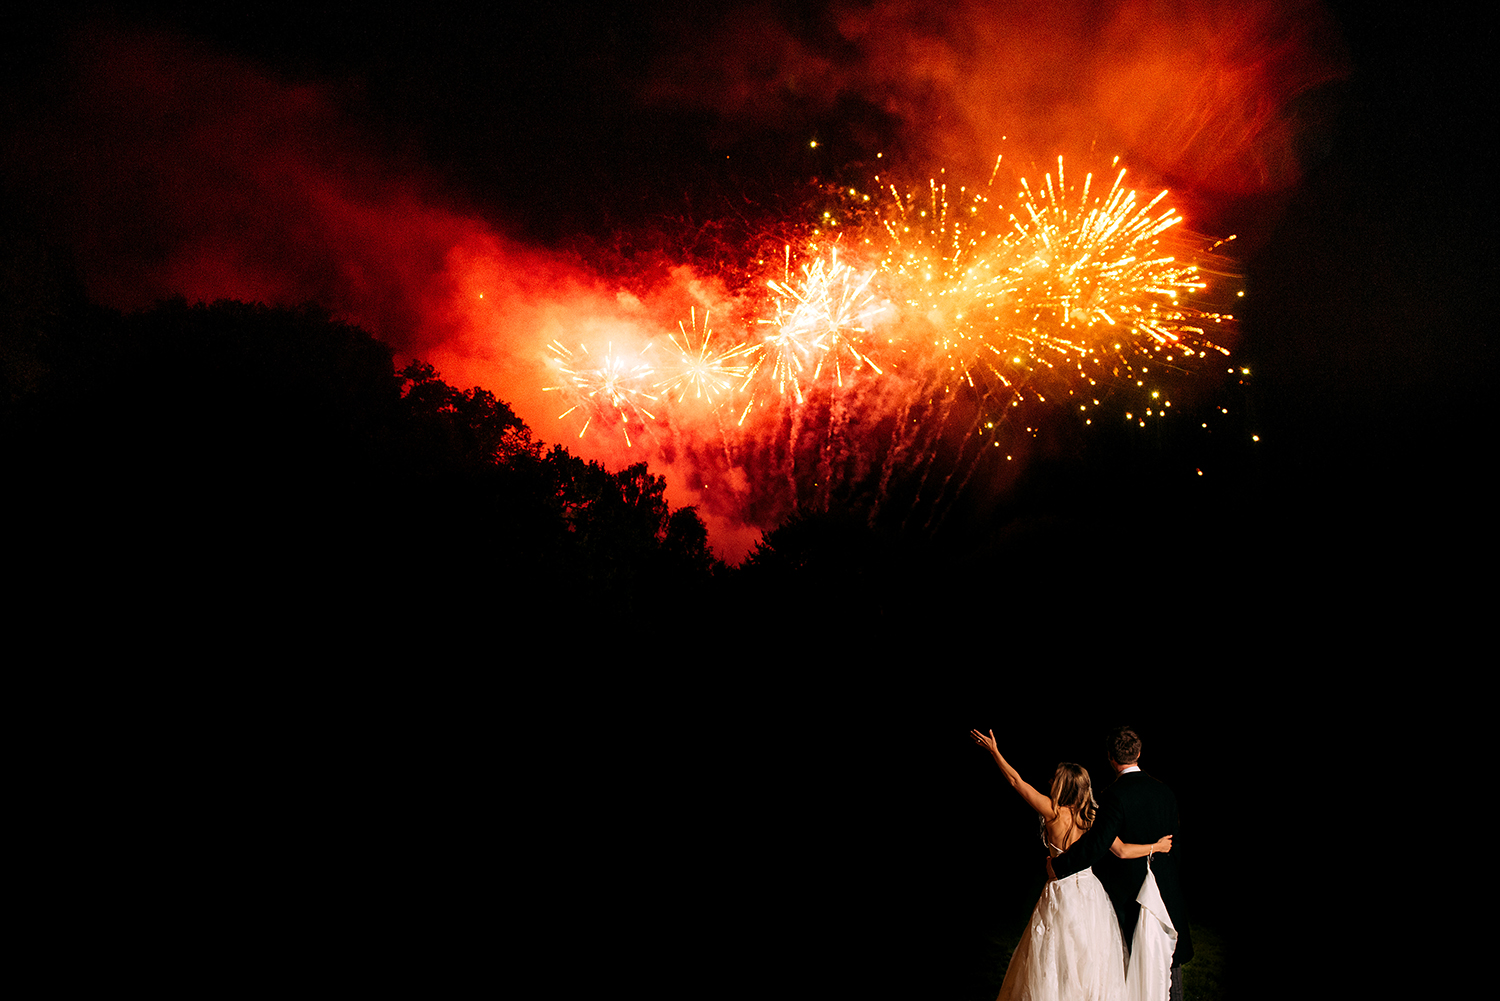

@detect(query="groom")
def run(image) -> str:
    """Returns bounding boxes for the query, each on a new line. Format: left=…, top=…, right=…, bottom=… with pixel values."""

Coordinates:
left=1049, top=726, right=1193, bottom=1001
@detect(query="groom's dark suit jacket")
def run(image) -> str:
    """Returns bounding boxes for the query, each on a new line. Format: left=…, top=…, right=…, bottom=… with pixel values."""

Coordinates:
left=1051, top=769, right=1193, bottom=966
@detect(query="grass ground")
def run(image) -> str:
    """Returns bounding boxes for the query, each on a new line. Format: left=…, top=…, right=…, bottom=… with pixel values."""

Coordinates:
left=1180, top=923, right=1224, bottom=1001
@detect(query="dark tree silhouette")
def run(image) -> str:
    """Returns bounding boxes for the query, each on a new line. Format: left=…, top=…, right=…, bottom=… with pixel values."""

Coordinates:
left=0, top=285, right=719, bottom=628
left=396, top=359, right=538, bottom=471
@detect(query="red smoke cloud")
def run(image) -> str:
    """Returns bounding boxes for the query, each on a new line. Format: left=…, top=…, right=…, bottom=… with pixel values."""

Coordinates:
left=424, top=235, right=772, bottom=559
left=648, top=0, right=1347, bottom=198
left=13, top=22, right=780, bottom=554
left=26, top=25, right=460, bottom=346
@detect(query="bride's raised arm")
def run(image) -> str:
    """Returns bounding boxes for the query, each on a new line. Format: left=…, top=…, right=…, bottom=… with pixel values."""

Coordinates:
left=1109, top=834, right=1173, bottom=859
left=970, top=728, right=1056, bottom=820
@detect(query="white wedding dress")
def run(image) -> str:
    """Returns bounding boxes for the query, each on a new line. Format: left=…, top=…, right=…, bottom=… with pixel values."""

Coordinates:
left=995, top=841, right=1128, bottom=1001
left=1123, top=857, right=1176, bottom=1001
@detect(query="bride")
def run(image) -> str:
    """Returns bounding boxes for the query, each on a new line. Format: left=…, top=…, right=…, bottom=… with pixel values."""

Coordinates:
left=971, top=729, right=1171, bottom=1001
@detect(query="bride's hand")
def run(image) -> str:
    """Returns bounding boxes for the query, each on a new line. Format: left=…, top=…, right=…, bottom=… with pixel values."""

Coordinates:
left=970, top=729, right=999, bottom=754
left=1152, top=835, right=1173, bottom=854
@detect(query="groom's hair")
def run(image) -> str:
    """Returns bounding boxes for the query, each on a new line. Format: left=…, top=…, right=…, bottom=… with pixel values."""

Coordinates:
left=1107, top=726, right=1142, bottom=764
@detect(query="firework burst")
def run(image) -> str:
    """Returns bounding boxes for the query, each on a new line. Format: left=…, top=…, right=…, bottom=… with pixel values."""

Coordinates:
left=654, top=307, right=757, bottom=410
left=544, top=339, right=658, bottom=446
left=842, top=155, right=1236, bottom=425
left=537, top=150, right=1239, bottom=534
left=755, top=245, right=886, bottom=404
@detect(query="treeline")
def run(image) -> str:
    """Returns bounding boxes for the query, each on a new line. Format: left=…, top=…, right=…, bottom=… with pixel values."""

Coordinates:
left=2, top=283, right=723, bottom=625
left=4, top=232, right=1244, bottom=641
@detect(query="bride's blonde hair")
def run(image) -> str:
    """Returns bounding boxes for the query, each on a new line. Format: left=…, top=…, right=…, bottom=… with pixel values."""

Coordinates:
left=1049, top=763, right=1097, bottom=830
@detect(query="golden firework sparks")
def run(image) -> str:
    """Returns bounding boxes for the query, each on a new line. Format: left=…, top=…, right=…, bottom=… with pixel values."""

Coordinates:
left=655, top=307, right=758, bottom=407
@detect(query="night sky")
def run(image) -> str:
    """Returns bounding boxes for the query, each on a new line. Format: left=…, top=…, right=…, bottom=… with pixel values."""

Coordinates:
left=7, top=2, right=1480, bottom=996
